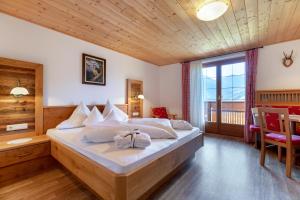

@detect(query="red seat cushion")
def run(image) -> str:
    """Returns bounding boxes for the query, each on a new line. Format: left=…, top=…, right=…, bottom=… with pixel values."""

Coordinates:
left=272, top=105, right=300, bottom=115
left=288, top=107, right=300, bottom=115
left=271, top=105, right=300, bottom=134
left=265, top=133, right=300, bottom=144
left=250, top=124, right=261, bottom=132
left=152, top=107, right=168, bottom=118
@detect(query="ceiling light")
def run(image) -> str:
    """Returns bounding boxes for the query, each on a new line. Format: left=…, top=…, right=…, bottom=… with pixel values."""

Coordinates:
left=196, top=0, right=229, bottom=21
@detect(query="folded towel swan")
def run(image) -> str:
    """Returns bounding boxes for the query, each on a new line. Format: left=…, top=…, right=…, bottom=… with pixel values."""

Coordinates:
left=114, top=129, right=151, bottom=149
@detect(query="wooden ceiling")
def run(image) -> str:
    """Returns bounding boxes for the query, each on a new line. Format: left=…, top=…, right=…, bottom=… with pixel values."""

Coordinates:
left=1, top=0, right=300, bottom=66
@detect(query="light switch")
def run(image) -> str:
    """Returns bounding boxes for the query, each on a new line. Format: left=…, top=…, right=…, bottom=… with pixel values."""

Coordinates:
left=6, top=123, right=28, bottom=131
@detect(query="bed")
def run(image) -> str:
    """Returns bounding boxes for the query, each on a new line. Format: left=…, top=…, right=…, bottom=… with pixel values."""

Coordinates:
left=43, top=105, right=204, bottom=200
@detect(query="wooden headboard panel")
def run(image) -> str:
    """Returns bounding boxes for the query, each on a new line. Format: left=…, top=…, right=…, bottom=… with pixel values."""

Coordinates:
left=43, top=104, right=128, bottom=133
left=256, top=89, right=300, bottom=106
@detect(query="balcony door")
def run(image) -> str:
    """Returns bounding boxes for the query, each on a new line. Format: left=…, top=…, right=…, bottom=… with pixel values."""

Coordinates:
left=203, top=57, right=245, bottom=137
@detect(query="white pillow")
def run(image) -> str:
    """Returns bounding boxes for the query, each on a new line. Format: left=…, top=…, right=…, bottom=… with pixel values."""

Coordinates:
left=56, top=102, right=90, bottom=129
left=128, top=118, right=177, bottom=137
left=102, top=100, right=128, bottom=121
left=170, top=120, right=193, bottom=130
left=104, top=109, right=126, bottom=122
left=83, top=106, right=104, bottom=126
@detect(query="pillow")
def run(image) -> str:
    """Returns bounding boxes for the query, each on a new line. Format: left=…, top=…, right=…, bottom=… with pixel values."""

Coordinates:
left=104, top=109, right=124, bottom=122
left=56, top=102, right=90, bottom=129
left=102, top=100, right=128, bottom=121
left=83, top=106, right=104, bottom=126
left=170, top=120, right=193, bottom=130
left=128, top=118, right=177, bottom=137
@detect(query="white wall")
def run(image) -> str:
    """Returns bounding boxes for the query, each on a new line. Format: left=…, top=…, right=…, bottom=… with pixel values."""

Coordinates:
left=0, top=13, right=160, bottom=117
left=159, top=63, right=182, bottom=118
left=159, top=39, right=300, bottom=117
left=257, top=39, right=300, bottom=90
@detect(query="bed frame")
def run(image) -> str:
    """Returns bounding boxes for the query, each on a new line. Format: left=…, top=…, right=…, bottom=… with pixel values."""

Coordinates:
left=44, top=105, right=204, bottom=200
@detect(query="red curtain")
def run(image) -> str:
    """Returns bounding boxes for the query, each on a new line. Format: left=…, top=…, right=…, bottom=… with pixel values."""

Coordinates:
left=244, top=49, right=258, bottom=143
left=182, top=62, right=190, bottom=122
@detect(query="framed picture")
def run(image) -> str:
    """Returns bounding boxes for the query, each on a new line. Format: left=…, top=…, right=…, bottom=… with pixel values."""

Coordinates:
left=82, top=53, right=106, bottom=86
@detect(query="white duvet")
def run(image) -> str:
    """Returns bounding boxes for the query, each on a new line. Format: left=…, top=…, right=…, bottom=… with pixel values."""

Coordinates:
left=81, top=119, right=178, bottom=143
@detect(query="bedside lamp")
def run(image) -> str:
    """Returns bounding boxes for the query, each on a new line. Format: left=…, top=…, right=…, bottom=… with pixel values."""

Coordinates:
left=10, top=80, right=29, bottom=97
left=138, top=94, right=144, bottom=100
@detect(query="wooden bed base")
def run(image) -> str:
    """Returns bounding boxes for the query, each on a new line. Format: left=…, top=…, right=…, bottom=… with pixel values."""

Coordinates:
left=51, top=133, right=203, bottom=200
left=44, top=104, right=204, bottom=199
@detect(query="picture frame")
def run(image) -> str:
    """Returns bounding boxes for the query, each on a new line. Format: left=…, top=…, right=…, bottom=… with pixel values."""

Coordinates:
left=82, top=53, right=106, bottom=86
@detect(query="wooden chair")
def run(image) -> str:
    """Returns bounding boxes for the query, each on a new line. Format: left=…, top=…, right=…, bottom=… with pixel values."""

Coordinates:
left=258, top=107, right=300, bottom=178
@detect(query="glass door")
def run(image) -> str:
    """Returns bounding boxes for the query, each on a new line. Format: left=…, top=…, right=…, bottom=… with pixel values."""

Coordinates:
left=220, top=61, right=245, bottom=137
left=203, top=57, right=246, bottom=137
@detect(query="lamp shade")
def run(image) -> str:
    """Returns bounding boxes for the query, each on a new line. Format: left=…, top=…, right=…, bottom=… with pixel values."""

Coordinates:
left=196, top=0, right=229, bottom=21
left=138, top=94, right=144, bottom=100
left=10, top=87, right=29, bottom=97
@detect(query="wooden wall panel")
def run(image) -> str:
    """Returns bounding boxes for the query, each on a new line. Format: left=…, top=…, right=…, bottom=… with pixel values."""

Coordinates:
left=0, top=66, right=35, bottom=135
left=0, top=57, right=43, bottom=140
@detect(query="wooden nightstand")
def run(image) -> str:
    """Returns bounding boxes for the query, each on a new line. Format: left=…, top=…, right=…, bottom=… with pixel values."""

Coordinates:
left=0, top=135, right=55, bottom=183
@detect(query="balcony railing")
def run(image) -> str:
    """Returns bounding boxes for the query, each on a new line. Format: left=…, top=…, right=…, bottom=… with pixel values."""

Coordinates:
left=205, top=101, right=245, bottom=125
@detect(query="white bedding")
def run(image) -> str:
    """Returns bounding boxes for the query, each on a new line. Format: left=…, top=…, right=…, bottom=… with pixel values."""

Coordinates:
left=47, top=127, right=201, bottom=174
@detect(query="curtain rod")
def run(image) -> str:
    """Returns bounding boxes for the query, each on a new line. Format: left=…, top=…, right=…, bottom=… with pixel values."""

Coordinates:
left=182, top=46, right=264, bottom=63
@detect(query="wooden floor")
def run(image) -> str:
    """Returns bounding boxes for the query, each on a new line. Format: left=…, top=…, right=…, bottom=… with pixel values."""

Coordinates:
left=1, top=135, right=300, bottom=200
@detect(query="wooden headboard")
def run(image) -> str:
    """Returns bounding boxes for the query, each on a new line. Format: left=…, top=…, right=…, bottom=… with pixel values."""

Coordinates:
left=43, top=104, right=128, bottom=133
left=256, top=89, right=300, bottom=106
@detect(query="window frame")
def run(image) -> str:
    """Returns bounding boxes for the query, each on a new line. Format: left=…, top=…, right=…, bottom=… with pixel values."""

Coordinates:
left=203, top=56, right=246, bottom=137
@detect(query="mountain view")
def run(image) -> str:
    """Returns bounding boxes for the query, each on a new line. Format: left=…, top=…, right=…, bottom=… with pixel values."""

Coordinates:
left=203, top=65, right=246, bottom=101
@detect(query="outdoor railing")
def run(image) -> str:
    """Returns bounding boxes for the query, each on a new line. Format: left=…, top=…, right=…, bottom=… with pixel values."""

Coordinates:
left=205, top=101, right=245, bottom=125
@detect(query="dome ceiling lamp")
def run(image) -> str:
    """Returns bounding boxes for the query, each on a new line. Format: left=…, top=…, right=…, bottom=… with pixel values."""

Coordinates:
left=196, top=0, right=229, bottom=21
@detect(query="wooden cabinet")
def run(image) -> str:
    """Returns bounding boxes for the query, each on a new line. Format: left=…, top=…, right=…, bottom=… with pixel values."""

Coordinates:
left=0, top=135, right=53, bottom=183
left=126, top=79, right=143, bottom=118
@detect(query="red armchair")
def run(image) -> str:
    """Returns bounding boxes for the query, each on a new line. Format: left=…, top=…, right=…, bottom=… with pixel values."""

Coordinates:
left=151, top=107, right=177, bottom=119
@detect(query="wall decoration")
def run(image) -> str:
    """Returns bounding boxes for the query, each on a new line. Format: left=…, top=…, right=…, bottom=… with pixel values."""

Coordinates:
left=82, top=53, right=106, bottom=85
left=282, top=50, right=294, bottom=67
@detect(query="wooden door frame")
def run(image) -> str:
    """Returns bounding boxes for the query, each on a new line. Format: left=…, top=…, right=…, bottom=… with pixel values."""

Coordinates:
left=203, top=56, right=245, bottom=137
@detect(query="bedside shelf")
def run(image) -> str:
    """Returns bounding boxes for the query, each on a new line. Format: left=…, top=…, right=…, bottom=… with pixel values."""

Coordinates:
left=0, top=135, right=49, bottom=152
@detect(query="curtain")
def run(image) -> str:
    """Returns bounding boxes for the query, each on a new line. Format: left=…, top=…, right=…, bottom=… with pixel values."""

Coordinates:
left=190, top=61, right=205, bottom=131
left=244, top=49, right=258, bottom=143
left=182, top=62, right=190, bottom=122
